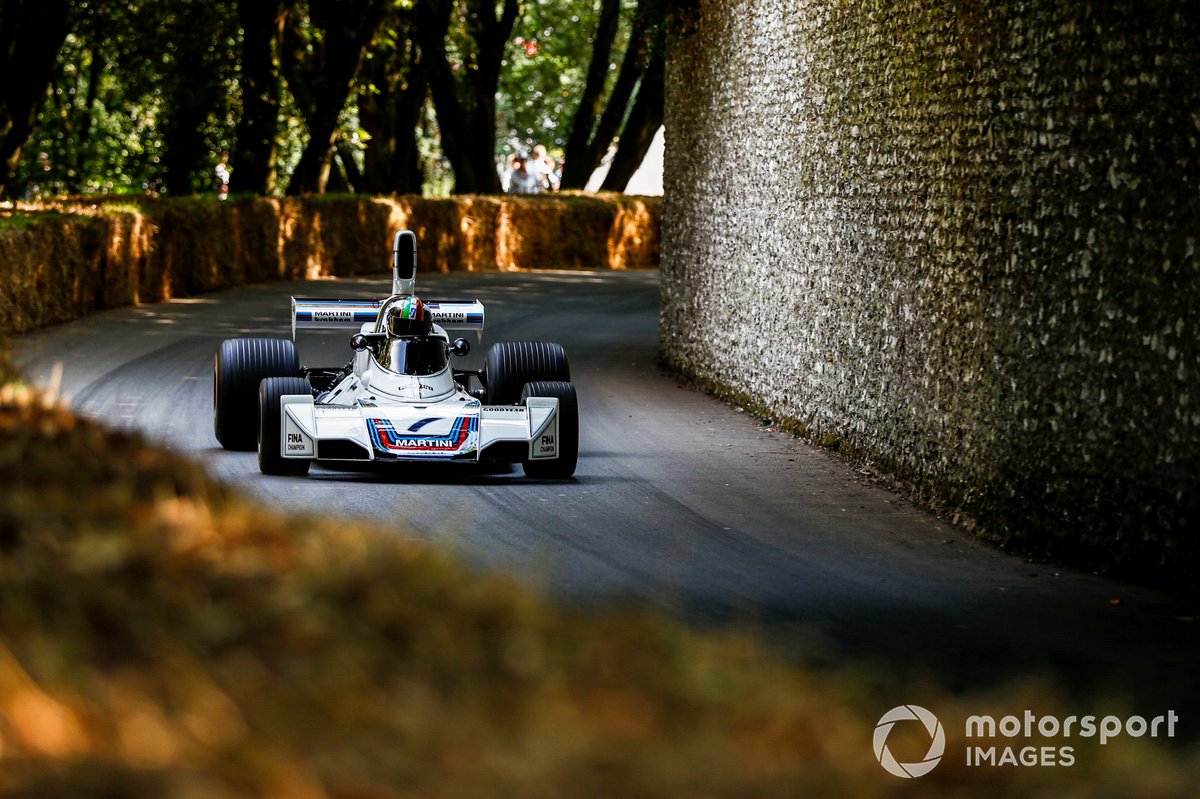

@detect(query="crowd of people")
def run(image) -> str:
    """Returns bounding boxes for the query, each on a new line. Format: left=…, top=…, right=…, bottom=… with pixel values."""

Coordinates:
left=502, top=144, right=560, bottom=194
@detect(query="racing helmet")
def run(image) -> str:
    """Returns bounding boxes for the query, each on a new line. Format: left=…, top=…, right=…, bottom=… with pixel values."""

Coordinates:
left=386, top=296, right=432, bottom=337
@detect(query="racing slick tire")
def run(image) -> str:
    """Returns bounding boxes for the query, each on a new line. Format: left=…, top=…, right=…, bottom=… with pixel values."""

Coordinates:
left=258, top=377, right=313, bottom=476
left=520, top=381, right=578, bottom=479
left=214, top=337, right=299, bottom=450
left=484, top=341, right=570, bottom=405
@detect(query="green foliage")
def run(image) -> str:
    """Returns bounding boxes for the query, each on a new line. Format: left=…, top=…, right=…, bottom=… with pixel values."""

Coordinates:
left=12, top=5, right=163, bottom=196
left=157, top=0, right=241, bottom=195
left=12, top=0, right=239, bottom=199
left=498, top=0, right=639, bottom=158
left=10, top=0, right=645, bottom=198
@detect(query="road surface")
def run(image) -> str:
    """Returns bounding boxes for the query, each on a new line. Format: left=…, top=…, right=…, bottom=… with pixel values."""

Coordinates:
left=14, top=270, right=1199, bottom=720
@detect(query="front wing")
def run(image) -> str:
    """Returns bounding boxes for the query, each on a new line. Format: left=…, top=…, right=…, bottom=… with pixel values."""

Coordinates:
left=278, top=396, right=561, bottom=464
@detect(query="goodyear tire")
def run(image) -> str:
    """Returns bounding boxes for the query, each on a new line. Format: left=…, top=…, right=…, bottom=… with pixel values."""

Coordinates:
left=485, top=341, right=570, bottom=405
left=258, top=377, right=313, bottom=476
left=213, top=338, right=299, bottom=450
left=520, top=381, right=578, bottom=479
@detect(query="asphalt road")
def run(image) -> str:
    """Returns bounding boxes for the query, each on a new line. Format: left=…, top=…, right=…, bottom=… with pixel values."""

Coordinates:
left=14, top=270, right=1200, bottom=720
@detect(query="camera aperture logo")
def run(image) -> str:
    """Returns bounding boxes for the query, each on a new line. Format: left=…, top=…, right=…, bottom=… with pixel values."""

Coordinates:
left=873, top=705, right=946, bottom=778
left=874, top=705, right=1180, bottom=777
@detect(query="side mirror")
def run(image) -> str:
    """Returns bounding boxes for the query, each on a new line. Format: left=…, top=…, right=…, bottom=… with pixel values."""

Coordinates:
left=450, top=338, right=471, bottom=357
left=352, top=331, right=388, bottom=352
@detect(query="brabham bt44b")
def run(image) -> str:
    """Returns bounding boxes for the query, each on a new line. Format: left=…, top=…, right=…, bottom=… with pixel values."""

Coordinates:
left=213, top=231, right=578, bottom=478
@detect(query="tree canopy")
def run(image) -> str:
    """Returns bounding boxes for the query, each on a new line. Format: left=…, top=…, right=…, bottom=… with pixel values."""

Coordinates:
left=0, top=0, right=666, bottom=199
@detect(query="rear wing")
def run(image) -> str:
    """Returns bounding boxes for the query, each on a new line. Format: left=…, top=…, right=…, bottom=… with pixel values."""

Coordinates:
left=292, top=297, right=485, bottom=338
left=292, top=298, right=383, bottom=332
left=291, top=229, right=485, bottom=340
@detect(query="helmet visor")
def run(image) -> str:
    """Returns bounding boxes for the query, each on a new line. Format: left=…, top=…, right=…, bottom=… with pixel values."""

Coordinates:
left=387, top=314, right=432, bottom=337
left=378, top=338, right=448, bottom=376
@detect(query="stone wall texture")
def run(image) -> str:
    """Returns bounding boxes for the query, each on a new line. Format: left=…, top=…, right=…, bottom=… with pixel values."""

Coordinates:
left=661, top=0, right=1199, bottom=583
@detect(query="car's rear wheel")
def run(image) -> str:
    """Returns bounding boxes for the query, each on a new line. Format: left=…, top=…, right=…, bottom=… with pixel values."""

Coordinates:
left=520, top=380, right=578, bottom=479
left=258, top=376, right=313, bottom=476
left=484, top=341, right=570, bottom=405
left=213, top=338, right=299, bottom=450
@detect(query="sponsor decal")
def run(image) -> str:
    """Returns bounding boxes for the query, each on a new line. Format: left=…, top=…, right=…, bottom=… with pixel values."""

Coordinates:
left=313, top=309, right=354, bottom=322
left=431, top=311, right=467, bottom=324
left=482, top=406, right=527, bottom=413
left=283, top=415, right=314, bottom=457
left=367, top=415, right=478, bottom=458
left=537, top=433, right=556, bottom=457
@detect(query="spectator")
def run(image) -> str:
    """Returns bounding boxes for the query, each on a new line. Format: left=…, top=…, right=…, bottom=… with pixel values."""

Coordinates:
left=214, top=153, right=231, bottom=200
left=500, top=155, right=519, bottom=192
left=531, top=144, right=559, bottom=192
left=505, top=153, right=542, bottom=195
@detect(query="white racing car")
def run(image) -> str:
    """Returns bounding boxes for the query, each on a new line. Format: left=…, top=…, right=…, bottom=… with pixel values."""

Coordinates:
left=213, top=231, right=577, bottom=478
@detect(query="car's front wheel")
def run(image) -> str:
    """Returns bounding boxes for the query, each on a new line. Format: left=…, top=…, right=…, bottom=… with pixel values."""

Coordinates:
left=520, top=380, right=578, bottom=479
left=214, top=337, right=299, bottom=450
left=258, top=376, right=313, bottom=476
left=484, top=341, right=570, bottom=405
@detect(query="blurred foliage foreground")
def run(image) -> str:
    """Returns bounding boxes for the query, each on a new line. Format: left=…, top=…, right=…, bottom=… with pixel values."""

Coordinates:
left=0, top=364, right=1197, bottom=797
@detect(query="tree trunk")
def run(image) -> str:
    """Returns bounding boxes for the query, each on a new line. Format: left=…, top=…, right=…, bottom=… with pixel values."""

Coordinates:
left=360, top=25, right=427, bottom=195
left=0, top=0, right=73, bottom=198
left=284, top=0, right=390, bottom=195
left=287, top=113, right=340, bottom=194
left=415, top=0, right=517, bottom=195
left=561, top=0, right=620, bottom=189
left=161, top=1, right=232, bottom=196
left=230, top=0, right=283, bottom=195
left=71, top=41, right=104, bottom=194
left=560, top=4, right=650, bottom=190
left=334, top=139, right=362, bottom=191
left=600, top=47, right=663, bottom=192
left=415, top=0, right=478, bottom=192
left=325, top=146, right=351, bottom=192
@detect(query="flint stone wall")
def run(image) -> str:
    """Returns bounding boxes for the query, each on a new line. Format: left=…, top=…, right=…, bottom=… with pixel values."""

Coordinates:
left=661, top=0, right=1198, bottom=582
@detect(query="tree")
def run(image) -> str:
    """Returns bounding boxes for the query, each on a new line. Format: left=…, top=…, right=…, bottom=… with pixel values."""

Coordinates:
left=0, top=0, right=74, bottom=198
left=230, top=0, right=285, bottom=195
left=559, top=0, right=619, bottom=182
left=358, top=5, right=428, bottom=195
left=496, top=0, right=615, bottom=158
left=159, top=0, right=239, bottom=196
left=13, top=1, right=187, bottom=198
left=598, top=32, right=661, bottom=191
left=281, top=0, right=391, bottom=195
left=10, top=0, right=645, bottom=199
left=559, top=0, right=662, bottom=189
left=416, top=0, right=520, bottom=194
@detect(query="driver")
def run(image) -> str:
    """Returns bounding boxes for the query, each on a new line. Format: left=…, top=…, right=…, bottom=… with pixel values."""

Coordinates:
left=387, top=296, right=433, bottom=337
left=378, top=297, right=448, bottom=376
